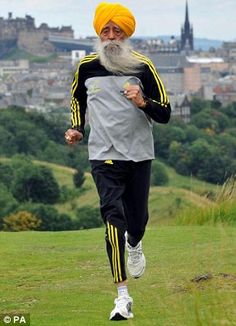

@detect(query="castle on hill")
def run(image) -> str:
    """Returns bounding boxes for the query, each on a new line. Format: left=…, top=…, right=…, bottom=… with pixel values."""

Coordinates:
left=0, top=12, right=74, bottom=57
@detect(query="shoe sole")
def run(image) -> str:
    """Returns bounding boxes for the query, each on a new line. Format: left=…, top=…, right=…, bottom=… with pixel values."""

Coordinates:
left=110, top=313, right=128, bottom=321
left=110, top=312, right=134, bottom=321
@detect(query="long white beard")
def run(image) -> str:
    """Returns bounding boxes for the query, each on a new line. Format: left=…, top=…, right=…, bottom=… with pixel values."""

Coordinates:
left=95, top=39, right=142, bottom=75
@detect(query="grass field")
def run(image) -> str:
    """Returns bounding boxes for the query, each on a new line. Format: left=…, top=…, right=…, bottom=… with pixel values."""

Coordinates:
left=0, top=226, right=236, bottom=326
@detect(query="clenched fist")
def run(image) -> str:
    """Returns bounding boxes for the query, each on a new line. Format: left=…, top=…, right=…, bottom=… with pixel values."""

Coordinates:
left=64, top=129, right=83, bottom=145
left=124, top=85, right=146, bottom=108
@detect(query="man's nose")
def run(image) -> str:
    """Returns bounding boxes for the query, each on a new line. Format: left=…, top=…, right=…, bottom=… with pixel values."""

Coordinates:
left=108, top=30, right=115, bottom=40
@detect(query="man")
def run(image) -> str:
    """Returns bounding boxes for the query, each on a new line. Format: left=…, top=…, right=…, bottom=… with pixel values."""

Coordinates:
left=65, top=2, right=171, bottom=321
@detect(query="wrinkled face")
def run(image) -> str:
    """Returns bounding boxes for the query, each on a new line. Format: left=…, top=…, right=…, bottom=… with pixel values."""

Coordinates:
left=96, top=21, right=140, bottom=74
left=100, top=21, right=127, bottom=42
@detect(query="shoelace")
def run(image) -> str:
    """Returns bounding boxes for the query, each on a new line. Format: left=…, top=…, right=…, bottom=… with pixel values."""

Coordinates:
left=114, top=296, right=132, bottom=308
left=128, top=243, right=143, bottom=264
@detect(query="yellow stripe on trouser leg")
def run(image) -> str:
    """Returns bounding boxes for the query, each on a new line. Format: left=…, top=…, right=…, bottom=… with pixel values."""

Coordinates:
left=114, top=227, right=122, bottom=282
left=107, top=222, right=118, bottom=283
left=107, top=223, right=123, bottom=283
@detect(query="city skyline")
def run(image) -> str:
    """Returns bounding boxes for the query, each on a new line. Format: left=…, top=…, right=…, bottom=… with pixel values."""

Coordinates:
left=1, top=0, right=236, bottom=41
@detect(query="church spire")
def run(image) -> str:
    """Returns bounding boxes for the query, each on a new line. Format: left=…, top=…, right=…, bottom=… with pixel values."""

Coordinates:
left=181, top=0, right=194, bottom=52
left=184, top=1, right=190, bottom=29
left=185, top=1, right=189, bottom=26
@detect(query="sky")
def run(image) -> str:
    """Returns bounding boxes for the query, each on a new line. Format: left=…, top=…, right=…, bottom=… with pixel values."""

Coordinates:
left=1, top=0, right=236, bottom=41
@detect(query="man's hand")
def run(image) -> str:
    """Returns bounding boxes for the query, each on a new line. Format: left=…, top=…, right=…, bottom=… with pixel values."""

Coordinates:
left=124, top=85, right=146, bottom=108
left=64, top=129, right=83, bottom=145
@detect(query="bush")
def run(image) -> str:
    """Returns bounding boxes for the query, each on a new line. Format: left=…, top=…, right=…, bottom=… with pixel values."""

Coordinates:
left=151, top=161, right=169, bottom=186
left=74, top=206, right=102, bottom=230
left=3, top=211, right=41, bottom=231
left=20, top=203, right=74, bottom=231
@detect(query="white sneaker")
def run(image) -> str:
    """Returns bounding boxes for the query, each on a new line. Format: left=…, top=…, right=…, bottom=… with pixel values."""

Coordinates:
left=109, top=295, right=134, bottom=320
left=126, top=241, right=146, bottom=278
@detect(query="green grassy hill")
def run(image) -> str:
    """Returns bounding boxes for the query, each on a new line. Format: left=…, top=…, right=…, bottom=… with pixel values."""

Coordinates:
left=0, top=156, right=225, bottom=226
left=25, top=158, right=222, bottom=224
left=50, top=163, right=217, bottom=225
left=37, top=160, right=217, bottom=224
left=0, top=226, right=236, bottom=325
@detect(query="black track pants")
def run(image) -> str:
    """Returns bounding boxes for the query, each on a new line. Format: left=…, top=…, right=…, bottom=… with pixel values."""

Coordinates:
left=90, top=160, right=152, bottom=283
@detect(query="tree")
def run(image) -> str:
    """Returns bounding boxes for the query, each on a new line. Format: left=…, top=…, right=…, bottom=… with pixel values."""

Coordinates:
left=11, top=162, right=60, bottom=204
left=210, top=99, right=222, bottom=110
left=3, top=211, right=41, bottom=231
left=151, top=161, right=169, bottom=186
left=65, top=145, right=89, bottom=170
left=0, top=163, right=14, bottom=189
left=169, top=126, right=186, bottom=143
left=211, top=110, right=230, bottom=132
left=217, top=133, right=236, bottom=159
left=190, top=97, right=211, bottom=115
left=73, top=168, right=85, bottom=188
left=222, top=102, right=236, bottom=121
left=5, top=119, right=48, bottom=155
left=168, top=141, right=191, bottom=176
left=191, top=110, right=219, bottom=132
left=0, top=126, right=17, bottom=156
left=196, top=150, right=233, bottom=184
left=168, top=141, right=183, bottom=167
left=153, top=124, right=186, bottom=160
left=0, top=183, right=18, bottom=229
left=187, top=139, right=212, bottom=175
left=40, top=141, right=67, bottom=165
left=185, top=125, right=203, bottom=143
left=0, top=107, right=91, bottom=170
left=187, top=140, right=233, bottom=184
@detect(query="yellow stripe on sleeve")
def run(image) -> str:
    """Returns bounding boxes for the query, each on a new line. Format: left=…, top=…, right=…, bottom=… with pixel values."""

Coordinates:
left=132, top=51, right=169, bottom=105
left=71, top=54, right=98, bottom=96
left=70, top=54, right=98, bottom=128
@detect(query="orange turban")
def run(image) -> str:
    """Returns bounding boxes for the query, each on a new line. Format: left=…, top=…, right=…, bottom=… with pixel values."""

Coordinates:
left=93, top=2, right=136, bottom=37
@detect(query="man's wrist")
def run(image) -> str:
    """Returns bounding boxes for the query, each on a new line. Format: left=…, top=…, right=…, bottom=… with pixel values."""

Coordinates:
left=75, top=131, right=83, bottom=142
left=70, top=128, right=84, bottom=141
left=138, top=97, right=148, bottom=108
left=73, top=127, right=84, bottom=136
